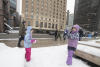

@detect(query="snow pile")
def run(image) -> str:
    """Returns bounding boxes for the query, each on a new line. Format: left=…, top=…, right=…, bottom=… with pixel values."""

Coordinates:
left=78, top=39, right=100, bottom=57
left=0, top=43, right=25, bottom=67
left=78, top=40, right=100, bottom=48
left=0, top=43, right=89, bottom=67
left=0, top=43, right=10, bottom=50
left=77, top=45, right=100, bottom=57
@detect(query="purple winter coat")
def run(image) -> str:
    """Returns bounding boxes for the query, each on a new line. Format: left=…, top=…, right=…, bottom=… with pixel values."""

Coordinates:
left=67, top=25, right=80, bottom=48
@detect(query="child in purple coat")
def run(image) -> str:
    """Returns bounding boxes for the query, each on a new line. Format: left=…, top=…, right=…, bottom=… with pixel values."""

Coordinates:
left=66, top=25, right=80, bottom=65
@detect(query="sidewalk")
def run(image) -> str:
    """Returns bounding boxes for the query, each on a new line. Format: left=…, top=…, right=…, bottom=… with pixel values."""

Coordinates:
left=0, top=33, right=54, bottom=39
left=0, top=38, right=67, bottom=48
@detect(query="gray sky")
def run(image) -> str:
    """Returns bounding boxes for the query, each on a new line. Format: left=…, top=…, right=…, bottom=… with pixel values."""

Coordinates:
left=67, top=0, right=75, bottom=14
left=17, top=0, right=75, bottom=15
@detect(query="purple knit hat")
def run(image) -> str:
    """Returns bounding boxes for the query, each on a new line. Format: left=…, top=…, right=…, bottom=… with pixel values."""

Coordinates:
left=72, top=24, right=80, bottom=32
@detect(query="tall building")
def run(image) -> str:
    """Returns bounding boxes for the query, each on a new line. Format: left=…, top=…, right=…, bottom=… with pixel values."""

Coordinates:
left=66, top=14, right=74, bottom=30
left=22, top=0, right=67, bottom=32
left=9, top=0, right=17, bottom=27
left=74, top=0, right=100, bottom=32
left=0, top=0, right=10, bottom=32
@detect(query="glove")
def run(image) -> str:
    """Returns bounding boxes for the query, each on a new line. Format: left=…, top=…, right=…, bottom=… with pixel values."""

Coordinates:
left=31, top=39, right=36, bottom=43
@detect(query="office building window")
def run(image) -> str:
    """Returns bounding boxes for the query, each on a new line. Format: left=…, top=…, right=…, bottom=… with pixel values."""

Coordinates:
left=25, top=12, right=28, bottom=17
left=31, top=9, right=34, bottom=13
left=49, top=19, right=51, bottom=21
left=44, top=22, right=47, bottom=28
left=41, top=0, right=44, bottom=8
left=25, top=0, right=28, bottom=2
left=40, top=22, right=43, bottom=28
left=35, top=21, right=39, bottom=27
left=25, top=8, right=28, bottom=12
left=55, top=24, right=58, bottom=29
left=31, top=13, right=33, bottom=19
left=52, top=24, right=54, bottom=29
left=48, top=23, right=51, bottom=28
left=60, top=26, right=62, bottom=29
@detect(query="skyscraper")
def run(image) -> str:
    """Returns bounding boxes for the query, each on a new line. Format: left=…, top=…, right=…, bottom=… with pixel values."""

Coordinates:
left=22, top=0, right=67, bottom=32
left=74, top=0, right=100, bottom=32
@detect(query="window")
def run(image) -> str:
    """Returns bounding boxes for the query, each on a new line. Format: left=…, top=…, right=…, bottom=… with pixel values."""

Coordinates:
left=31, top=9, right=34, bottom=12
left=25, top=12, right=28, bottom=17
left=37, top=0, right=39, bottom=6
left=40, top=22, right=43, bottom=28
left=41, top=0, right=44, bottom=8
left=25, top=8, right=28, bottom=12
left=61, top=26, right=63, bottom=29
left=25, top=0, right=28, bottom=6
left=32, top=3, right=33, bottom=6
left=48, top=23, right=51, bottom=28
left=49, top=19, right=51, bottom=21
left=55, top=24, right=58, bottom=29
left=63, top=18, right=64, bottom=20
left=25, top=0, right=28, bottom=2
left=31, top=13, right=33, bottom=19
left=61, top=1, right=62, bottom=3
left=35, top=21, right=39, bottom=27
left=52, top=24, right=54, bottom=29
left=53, top=16, right=55, bottom=18
left=45, top=18, right=47, bottom=20
left=44, top=22, right=47, bottom=28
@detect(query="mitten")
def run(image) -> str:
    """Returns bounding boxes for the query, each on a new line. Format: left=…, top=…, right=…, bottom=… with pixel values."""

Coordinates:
left=31, top=39, right=36, bottom=43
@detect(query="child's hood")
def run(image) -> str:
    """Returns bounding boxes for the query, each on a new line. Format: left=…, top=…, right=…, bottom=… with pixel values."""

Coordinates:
left=26, top=26, right=32, bottom=34
left=72, top=24, right=80, bottom=32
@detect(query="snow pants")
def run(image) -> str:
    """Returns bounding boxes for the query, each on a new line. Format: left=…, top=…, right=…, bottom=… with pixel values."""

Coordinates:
left=66, top=46, right=76, bottom=65
left=25, top=48, right=31, bottom=61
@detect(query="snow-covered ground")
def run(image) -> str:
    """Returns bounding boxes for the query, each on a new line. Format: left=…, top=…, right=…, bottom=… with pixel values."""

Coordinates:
left=78, top=39, right=100, bottom=48
left=0, top=43, right=89, bottom=67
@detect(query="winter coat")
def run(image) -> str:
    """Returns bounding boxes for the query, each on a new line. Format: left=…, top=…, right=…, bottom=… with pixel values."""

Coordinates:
left=67, top=25, right=80, bottom=48
left=79, top=29, right=83, bottom=37
left=55, top=30, right=58, bottom=37
left=19, top=23, right=26, bottom=36
left=24, top=26, right=32, bottom=48
left=64, top=29, right=68, bottom=36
